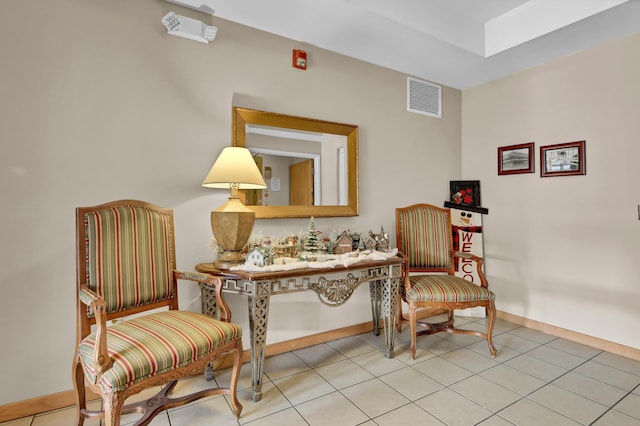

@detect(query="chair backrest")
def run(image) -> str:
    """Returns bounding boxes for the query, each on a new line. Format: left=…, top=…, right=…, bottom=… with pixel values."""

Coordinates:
left=76, top=200, right=178, bottom=336
left=395, top=203, right=454, bottom=274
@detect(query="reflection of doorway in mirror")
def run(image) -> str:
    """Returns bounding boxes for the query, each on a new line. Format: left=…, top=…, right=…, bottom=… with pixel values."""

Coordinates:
left=290, top=159, right=314, bottom=206
left=247, top=149, right=318, bottom=206
left=244, top=122, right=348, bottom=207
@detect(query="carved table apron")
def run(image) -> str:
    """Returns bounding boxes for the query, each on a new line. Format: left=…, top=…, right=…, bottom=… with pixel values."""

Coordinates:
left=195, top=256, right=403, bottom=402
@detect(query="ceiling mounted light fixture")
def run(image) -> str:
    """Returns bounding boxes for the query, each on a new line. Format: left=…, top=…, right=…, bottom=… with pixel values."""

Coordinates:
left=161, top=11, right=217, bottom=43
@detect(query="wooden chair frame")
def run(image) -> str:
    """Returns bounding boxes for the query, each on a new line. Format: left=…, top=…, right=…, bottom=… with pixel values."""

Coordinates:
left=72, top=200, right=243, bottom=426
left=395, top=203, right=497, bottom=360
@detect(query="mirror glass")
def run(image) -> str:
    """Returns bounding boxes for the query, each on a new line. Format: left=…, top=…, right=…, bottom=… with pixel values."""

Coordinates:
left=233, top=107, right=359, bottom=219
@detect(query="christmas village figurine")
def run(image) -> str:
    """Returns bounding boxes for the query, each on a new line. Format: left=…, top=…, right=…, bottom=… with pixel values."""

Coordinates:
left=373, top=226, right=390, bottom=252
left=362, top=233, right=376, bottom=251
left=298, top=218, right=390, bottom=258
left=245, top=235, right=275, bottom=267
left=243, top=218, right=391, bottom=267
left=304, top=217, right=320, bottom=252
left=273, top=235, right=298, bottom=258
left=334, top=231, right=353, bottom=255
left=357, top=227, right=390, bottom=252
left=298, top=216, right=320, bottom=261
left=350, top=232, right=361, bottom=251
left=246, top=248, right=267, bottom=267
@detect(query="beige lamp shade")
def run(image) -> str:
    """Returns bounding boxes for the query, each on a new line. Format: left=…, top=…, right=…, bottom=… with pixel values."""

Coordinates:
left=202, top=147, right=266, bottom=190
left=202, top=146, right=266, bottom=269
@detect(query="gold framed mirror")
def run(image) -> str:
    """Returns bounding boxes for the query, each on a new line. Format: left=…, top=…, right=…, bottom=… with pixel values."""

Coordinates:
left=232, top=107, right=359, bottom=219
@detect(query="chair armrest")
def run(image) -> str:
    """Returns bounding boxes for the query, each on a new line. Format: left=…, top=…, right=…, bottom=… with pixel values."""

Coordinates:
left=174, top=271, right=233, bottom=323
left=399, top=252, right=412, bottom=295
left=79, top=285, right=113, bottom=375
left=453, top=251, right=482, bottom=262
left=452, top=252, right=489, bottom=288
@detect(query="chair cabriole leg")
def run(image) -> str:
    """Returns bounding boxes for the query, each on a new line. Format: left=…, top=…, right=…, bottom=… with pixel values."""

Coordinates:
left=72, top=358, right=86, bottom=426
left=409, top=303, right=418, bottom=360
left=487, top=300, right=497, bottom=358
left=229, top=341, right=244, bottom=418
left=103, top=392, right=122, bottom=426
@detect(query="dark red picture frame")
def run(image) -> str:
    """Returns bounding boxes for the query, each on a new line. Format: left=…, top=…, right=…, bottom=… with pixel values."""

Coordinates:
left=540, top=141, right=586, bottom=177
left=498, top=142, right=535, bottom=175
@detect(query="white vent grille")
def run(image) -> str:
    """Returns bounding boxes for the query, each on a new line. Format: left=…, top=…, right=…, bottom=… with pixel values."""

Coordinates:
left=407, top=77, right=442, bottom=118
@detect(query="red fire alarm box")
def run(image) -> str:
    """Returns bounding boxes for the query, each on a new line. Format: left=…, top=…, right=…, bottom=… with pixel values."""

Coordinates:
left=292, top=49, right=307, bottom=70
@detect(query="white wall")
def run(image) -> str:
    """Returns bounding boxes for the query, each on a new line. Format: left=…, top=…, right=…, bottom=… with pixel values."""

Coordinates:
left=0, top=0, right=461, bottom=405
left=462, top=32, right=640, bottom=349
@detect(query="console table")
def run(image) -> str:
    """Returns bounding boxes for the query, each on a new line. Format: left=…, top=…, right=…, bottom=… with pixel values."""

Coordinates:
left=195, top=256, right=403, bottom=401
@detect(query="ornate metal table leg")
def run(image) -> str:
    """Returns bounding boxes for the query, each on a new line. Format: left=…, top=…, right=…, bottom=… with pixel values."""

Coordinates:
left=381, top=274, right=400, bottom=358
left=369, top=280, right=382, bottom=336
left=248, top=281, right=271, bottom=402
left=199, top=283, right=218, bottom=380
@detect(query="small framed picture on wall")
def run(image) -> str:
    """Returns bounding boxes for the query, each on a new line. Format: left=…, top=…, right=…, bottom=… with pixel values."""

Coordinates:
left=497, top=142, right=535, bottom=175
left=540, top=141, right=586, bottom=177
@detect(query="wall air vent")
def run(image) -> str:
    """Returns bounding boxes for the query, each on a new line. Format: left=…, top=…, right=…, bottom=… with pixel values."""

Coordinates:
left=407, top=76, right=442, bottom=118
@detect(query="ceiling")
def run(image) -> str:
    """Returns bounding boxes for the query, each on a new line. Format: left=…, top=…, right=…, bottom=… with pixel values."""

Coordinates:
left=166, top=0, right=640, bottom=89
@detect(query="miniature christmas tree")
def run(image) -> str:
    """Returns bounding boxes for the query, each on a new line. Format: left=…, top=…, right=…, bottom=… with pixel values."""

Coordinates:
left=304, top=216, right=320, bottom=252
left=326, top=238, right=335, bottom=254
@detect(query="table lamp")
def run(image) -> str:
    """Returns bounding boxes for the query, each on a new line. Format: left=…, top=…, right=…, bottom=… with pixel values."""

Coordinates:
left=202, top=147, right=266, bottom=269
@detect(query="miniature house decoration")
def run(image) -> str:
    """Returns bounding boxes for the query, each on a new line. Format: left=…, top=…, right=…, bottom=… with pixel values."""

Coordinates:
left=246, top=248, right=266, bottom=267
left=334, top=231, right=353, bottom=255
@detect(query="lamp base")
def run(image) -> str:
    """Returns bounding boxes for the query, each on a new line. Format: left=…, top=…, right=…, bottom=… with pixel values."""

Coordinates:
left=211, top=197, right=256, bottom=270
left=214, top=249, right=246, bottom=270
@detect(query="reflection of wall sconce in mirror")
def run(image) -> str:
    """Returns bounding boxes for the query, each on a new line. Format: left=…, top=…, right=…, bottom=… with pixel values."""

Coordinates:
left=263, top=167, right=272, bottom=206
left=161, top=12, right=217, bottom=43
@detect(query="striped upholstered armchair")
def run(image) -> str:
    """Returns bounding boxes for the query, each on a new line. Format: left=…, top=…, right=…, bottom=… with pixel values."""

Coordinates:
left=395, top=203, right=497, bottom=360
left=73, top=200, right=243, bottom=425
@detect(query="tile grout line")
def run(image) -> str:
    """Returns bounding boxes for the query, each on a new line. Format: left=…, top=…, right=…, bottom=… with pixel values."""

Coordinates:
left=413, top=326, right=619, bottom=425
left=588, top=383, right=640, bottom=425
left=480, top=343, right=605, bottom=425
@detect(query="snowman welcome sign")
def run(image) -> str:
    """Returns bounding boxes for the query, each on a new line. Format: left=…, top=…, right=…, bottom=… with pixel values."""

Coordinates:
left=444, top=181, right=489, bottom=317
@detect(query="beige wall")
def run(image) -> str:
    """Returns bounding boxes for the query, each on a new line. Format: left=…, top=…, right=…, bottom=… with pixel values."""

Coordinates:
left=462, top=33, right=640, bottom=349
left=0, top=0, right=461, bottom=404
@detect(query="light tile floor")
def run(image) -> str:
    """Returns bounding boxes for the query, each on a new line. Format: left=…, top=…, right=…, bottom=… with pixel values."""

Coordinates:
left=4, top=316, right=640, bottom=425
